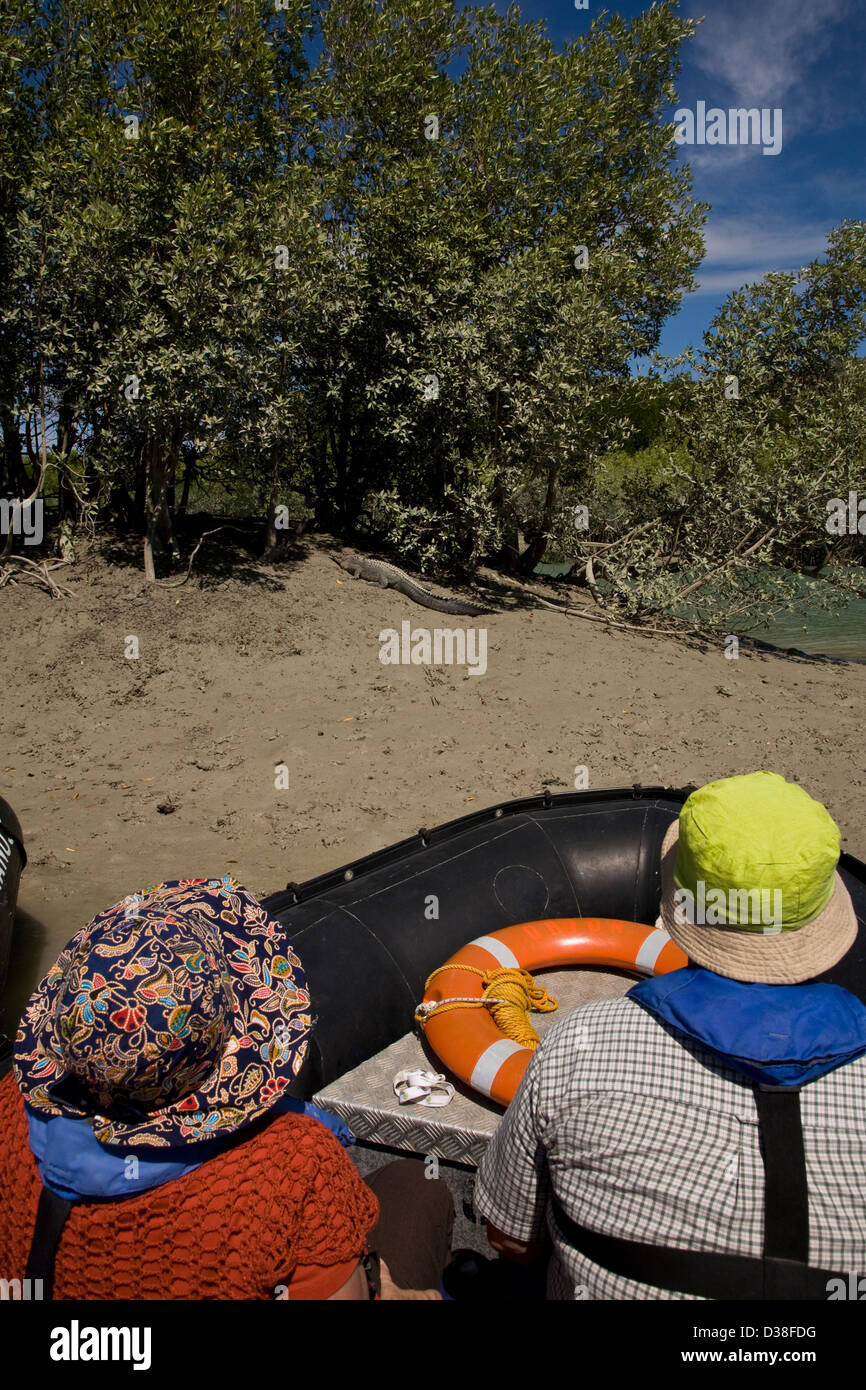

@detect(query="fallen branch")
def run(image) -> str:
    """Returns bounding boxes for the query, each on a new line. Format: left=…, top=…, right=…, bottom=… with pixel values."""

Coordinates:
left=664, top=527, right=776, bottom=609
left=584, top=557, right=605, bottom=607
left=526, top=594, right=706, bottom=640
left=578, top=519, right=656, bottom=552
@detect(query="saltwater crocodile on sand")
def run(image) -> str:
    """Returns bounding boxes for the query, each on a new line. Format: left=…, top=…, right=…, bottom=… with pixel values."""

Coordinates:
left=333, top=553, right=487, bottom=617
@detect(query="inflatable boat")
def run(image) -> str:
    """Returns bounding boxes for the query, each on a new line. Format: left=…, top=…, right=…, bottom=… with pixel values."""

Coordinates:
left=261, top=785, right=866, bottom=1101
left=2, top=785, right=864, bottom=1129
left=0, top=795, right=26, bottom=1005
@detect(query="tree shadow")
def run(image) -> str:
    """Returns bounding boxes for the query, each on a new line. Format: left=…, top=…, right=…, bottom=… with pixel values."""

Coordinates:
left=475, top=567, right=555, bottom=612
left=99, top=515, right=314, bottom=593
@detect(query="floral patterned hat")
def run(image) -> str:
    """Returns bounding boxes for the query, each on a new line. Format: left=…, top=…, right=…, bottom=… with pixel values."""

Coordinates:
left=13, top=878, right=311, bottom=1149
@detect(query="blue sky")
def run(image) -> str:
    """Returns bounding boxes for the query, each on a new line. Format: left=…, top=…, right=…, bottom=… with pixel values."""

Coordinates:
left=495, top=0, right=866, bottom=359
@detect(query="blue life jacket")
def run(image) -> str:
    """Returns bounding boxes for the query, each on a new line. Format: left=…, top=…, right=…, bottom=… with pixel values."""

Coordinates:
left=627, top=965, right=866, bottom=1085
left=27, top=1098, right=353, bottom=1202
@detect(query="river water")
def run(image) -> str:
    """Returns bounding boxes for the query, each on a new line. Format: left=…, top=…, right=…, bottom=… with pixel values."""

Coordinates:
left=536, top=565, right=866, bottom=663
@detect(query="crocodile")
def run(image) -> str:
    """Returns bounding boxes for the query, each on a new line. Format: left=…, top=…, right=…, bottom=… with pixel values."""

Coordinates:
left=333, top=553, right=487, bottom=617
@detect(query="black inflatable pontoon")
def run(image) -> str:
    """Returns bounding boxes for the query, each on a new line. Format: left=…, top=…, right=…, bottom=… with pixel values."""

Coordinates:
left=0, top=795, right=26, bottom=1004
left=262, top=786, right=866, bottom=1098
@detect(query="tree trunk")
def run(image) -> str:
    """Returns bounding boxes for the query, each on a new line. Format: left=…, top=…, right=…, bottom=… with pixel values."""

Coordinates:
left=333, top=388, right=351, bottom=529
left=500, top=528, right=522, bottom=569
left=490, top=481, right=522, bottom=571
left=23, top=411, right=39, bottom=469
left=264, top=348, right=288, bottom=557
left=262, top=448, right=282, bottom=559
left=143, top=436, right=179, bottom=580
left=57, top=394, right=77, bottom=525
left=158, top=426, right=182, bottom=564
left=309, top=419, right=333, bottom=527
left=133, top=440, right=148, bottom=528
left=143, top=436, right=160, bottom=583
left=177, top=453, right=194, bottom=517
left=0, top=408, right=26, bottom=497
left=518, top=466, right=559, bottom=574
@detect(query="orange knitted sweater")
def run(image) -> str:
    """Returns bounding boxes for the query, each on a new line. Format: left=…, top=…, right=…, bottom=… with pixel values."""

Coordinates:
left=0, top=1072, right=378, bottom=1300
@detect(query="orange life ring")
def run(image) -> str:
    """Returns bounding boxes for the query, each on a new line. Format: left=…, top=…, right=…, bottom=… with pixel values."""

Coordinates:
left=416, top=917, right=687, bottom=1107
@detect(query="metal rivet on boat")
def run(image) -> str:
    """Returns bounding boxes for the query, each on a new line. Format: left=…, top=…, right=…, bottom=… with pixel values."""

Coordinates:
left=494, top=808, right=503, bottom=818
left=344, top=869, right=354, bottom=881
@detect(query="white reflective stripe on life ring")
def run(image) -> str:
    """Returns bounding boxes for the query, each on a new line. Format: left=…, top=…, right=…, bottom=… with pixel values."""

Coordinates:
left=469, top=1039, right=526, bottom=1098
left=470, top=934, right=521, bottom=969
left=635, top=926, right=672, bottom=973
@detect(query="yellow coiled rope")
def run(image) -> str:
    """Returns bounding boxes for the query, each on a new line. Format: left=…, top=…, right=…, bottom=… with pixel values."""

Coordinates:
left=415, top=963, right=559, bottom=1050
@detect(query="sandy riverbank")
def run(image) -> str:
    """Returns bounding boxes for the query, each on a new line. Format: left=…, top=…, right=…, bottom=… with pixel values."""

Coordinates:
left=2, top=532, right=864, bottom=1031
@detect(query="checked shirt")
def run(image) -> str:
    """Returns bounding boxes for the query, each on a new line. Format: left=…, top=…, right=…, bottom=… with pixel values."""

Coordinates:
left=474, top=997, right=866, bottom=1300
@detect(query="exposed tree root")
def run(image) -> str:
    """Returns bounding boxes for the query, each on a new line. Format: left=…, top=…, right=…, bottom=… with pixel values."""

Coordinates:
left=0, top=554, right=73, bottom=598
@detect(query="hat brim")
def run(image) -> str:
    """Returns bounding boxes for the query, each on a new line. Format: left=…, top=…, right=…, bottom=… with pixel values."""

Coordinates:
left=659, top=820, right=858, bottom=985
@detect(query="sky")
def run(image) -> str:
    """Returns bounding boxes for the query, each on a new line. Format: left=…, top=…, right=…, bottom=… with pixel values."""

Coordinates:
left=494, top=0, right=866, bottom=360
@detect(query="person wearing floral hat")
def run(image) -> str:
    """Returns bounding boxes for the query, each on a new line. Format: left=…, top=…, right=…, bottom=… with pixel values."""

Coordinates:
left=0, top=877, right=452, bottom=1300
left=475, top=772, right=866, bottom=1300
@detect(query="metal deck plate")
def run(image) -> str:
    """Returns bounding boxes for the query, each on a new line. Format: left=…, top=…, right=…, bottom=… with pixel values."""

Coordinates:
left=314, top=966, right=633, bottom=1166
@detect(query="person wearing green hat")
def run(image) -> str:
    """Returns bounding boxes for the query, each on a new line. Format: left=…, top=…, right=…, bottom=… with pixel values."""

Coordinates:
left=474, top=771, right=866, bottom=1300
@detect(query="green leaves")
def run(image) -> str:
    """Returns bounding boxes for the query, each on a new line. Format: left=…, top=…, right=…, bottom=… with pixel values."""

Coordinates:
left=572, top=226, right=866, bottom=631
left=0, top=0, right=716, bottom=581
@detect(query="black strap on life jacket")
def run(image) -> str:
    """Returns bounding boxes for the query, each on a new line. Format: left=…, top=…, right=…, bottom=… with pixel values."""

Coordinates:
left=757, top=1084, right=811, bottom=1298
left=0, top=1033, right=13, bottom=1080
left=551, top=1081, right=842, bottom=1300
left=1, top=1036, right=72, bottom=1297
left=25, top=1187, right=73, bottom=1300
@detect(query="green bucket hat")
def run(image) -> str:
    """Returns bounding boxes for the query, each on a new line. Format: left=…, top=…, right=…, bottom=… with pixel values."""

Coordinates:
left=659, top=772, right=857, bottom=984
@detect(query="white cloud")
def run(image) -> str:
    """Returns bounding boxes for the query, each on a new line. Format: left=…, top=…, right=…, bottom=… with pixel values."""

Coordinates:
left=702, top=218, right=829, bottom=267
left=686, top=0, right=854, bottom=107
left=684, top=143, right=757, bottom=173
left=693, top=267, right=783, bottom=296
left=691, top=215, right=831, bottom=295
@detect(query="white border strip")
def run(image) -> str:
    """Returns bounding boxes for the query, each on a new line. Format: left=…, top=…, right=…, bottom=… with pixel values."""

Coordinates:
left=470, top=934, right=520, bottom=969
left=469, top=1039, right=525, bottom=1097
left=635, top=927, right=672, bottom=973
